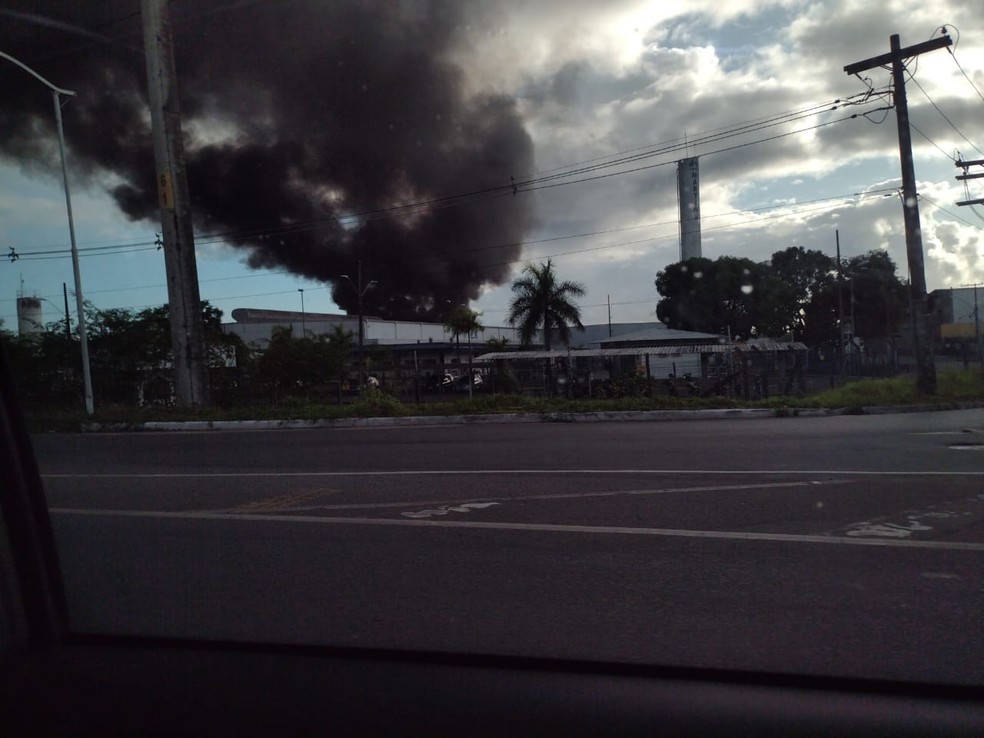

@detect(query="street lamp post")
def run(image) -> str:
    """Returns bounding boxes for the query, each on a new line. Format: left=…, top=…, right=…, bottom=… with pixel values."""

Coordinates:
left=1, top=50, right=94, bottom=414
left=341, top=260, right=377, bottom=387
left=298, top=288, right=306, bottom=337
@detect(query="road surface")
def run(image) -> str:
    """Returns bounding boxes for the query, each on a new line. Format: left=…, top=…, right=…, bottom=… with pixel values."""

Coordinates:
left=33, top=408, right=984, bottom=685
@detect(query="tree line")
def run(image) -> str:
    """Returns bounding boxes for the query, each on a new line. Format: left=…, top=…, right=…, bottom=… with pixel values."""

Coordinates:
left=654, top=246, right=909, bottom=350
left=1, top=301, right=357, bottom=407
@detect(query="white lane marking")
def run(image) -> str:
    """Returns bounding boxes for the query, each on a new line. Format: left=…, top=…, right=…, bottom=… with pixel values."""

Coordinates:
left=836, top=495, right=984, bottom=540
left=39, top=468, right=984, bottom=479
left=264, top=480, right=848, bottom=514
left=845, top=520, right=934, bottom=538
left=48, top=508, right=984, bottom=552
left=401, top=502, right=500, bottom=519
left=920, top=572, right=961, bottom=580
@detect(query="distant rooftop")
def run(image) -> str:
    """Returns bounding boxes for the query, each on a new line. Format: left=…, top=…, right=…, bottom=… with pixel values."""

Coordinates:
left=598, top=324, right=720, bottom=344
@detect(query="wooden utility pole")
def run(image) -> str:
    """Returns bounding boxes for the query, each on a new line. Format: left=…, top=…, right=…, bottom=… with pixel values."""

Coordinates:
left=142, top=0, right=210, bottom=407
left=845, top=33, right=951, bottom=395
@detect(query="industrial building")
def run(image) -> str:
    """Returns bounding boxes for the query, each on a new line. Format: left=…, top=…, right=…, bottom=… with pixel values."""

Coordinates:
left=929, top=286, right=983, bottom=361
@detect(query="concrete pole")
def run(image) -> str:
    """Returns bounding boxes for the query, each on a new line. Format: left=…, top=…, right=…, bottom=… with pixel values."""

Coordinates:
left=298, top=289, right=306, bottom=337
left=142, top=0, right=210, bottom=407
left=357, top=260, right=365, bottom=387
left=52, top=91, right=94, bottom=415
left=975, top=284, right=981, bottom=366
left=467, top=329, right=473, bottom=400
left=62, top=283, right=71, bottom=341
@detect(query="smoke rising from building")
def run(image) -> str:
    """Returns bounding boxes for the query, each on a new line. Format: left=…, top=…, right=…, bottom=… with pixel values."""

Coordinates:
left=0, top=1, right=535, bottom=319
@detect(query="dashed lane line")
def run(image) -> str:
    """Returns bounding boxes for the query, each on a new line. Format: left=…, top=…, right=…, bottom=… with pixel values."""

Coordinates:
left=236, top=479, right=849, bottom=514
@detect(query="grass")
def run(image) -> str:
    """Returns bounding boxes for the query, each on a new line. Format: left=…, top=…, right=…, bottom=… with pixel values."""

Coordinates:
left=806, top=368, right=984, bottom=410
left=21, top=369, right=984, bottom=432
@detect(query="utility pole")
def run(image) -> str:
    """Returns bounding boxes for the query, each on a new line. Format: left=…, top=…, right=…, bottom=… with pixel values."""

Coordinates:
left=977, top=284, right=982, bottom=366
left=51, top=92, right=95, bottom=415
left=141, top=0, right=210, bottom=407
left=62, top=283, right=72, bottom=341
left=298, top=288, right=306, bottom=337
left=341, top=260, right=377, bottom=387
left=607, top=294, right=612, bottom=337
left=845, top=32, right=951, bottom=395
left=836, top=230, right=844, bottom=380
left=1, top=50, right=96, bottom=413
left=973, top=283, right=982, bottom=366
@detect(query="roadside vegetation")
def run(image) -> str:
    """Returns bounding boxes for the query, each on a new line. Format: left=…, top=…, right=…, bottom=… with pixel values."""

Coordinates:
left=20, top=368, right=984, bottom=432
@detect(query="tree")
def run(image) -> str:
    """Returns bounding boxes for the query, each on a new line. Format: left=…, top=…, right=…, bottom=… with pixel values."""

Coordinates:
left=326, top=324, right=354, bottom=384
left=655, top=256, right=765, bottom=338
left=444, top=306, right=483, bottom=363
left=843, top=252, right=908, bottom=341
left=486, top=336, right=510, bottom=352
left=655, top=248, right=902, bottom=349
left=506, top=259, right=585, bottom=350
left=768, top=246, right=837, bottom=342
left=256, top=326, right=346, bottom=402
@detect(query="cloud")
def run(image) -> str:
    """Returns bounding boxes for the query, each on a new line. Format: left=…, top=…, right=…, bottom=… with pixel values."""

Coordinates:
left=2, top=0, right=981, bottom=326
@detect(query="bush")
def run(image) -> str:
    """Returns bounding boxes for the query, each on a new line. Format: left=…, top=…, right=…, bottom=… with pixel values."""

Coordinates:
left=350, top=386, right=406, bottom=417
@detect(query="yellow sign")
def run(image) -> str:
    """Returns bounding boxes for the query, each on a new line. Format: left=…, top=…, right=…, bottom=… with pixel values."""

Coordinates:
left=158, top=171, right=174, bottom=209
left=941, top=322, right=979, bottom=339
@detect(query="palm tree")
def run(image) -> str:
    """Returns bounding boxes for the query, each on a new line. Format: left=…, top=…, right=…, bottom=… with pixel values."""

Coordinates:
left=486, top=336, right=510, bottom=352
left=506, top=259, right=585, bottom=350
left=444, top=306, right=483, bottom=364
left=444, top=306, right=483, bottom=397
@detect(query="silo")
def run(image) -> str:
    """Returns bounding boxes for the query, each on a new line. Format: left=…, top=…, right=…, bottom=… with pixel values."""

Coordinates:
left=16, top=297, right=44, bottom=336
left=676, top=157, right=702, bottom=261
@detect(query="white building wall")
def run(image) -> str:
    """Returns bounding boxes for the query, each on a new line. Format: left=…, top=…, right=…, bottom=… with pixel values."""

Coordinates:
left=641, top=354, right=701, bottom=378
left=223, top=314, right=521, bottom=348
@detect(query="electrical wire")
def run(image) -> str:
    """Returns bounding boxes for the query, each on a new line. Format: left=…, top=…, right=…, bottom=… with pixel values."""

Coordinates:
left=910, top=121, right=958, bottom=161
left=4, top=188, right=896, bottom=311
left=941, top=24, right=984, bottom=106
left=479, top=193, right=892, bottom=270
left=4, top=98, right=885, bottom=263
left=919, top=194, right=980, bottom=228
left=910, top=73, right=984, bottom=158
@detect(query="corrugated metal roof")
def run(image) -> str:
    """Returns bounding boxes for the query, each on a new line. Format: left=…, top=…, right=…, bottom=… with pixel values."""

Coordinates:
left=476, top=340, right=807, bottom=361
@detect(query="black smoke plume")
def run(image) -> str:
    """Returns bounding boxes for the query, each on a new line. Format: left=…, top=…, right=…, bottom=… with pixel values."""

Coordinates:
left=0, top=1, right=534, bottom=320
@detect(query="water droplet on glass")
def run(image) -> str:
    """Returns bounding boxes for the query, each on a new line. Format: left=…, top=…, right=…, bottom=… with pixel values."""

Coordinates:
left=741, top=284, right=754, bottom=294
left=693, top=271, right=703, bottom=279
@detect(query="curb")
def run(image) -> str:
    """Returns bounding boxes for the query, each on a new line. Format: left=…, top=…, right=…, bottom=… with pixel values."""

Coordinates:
left=79, top=401, right=983, bottom=432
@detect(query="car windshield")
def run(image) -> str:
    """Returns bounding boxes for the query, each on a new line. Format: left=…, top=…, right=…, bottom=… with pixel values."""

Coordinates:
left=2, top=0, right=983, bottom=687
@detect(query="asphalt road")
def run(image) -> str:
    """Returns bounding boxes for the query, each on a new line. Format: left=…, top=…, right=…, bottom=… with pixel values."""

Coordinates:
left=34, top=409, right=984, bottom=685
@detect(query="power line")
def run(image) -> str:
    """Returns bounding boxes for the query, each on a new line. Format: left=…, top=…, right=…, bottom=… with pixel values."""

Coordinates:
left=4, top=93, right=886, bottom=263
left=919, top=194, right=980, bottom=228
left=5, top=188, right=897, bottom=313
left=480, top=191, right=894, bottom=270
left=941, top=24, right=984, bottom=106
left=910, top=73, right=984, bottom=157
left=909, top=121, right=957, bottom=161
left=522, top=110, right=883, bottom=195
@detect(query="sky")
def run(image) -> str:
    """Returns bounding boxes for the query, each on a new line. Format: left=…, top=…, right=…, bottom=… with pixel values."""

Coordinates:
left=2, top=0, right=983, bottom=333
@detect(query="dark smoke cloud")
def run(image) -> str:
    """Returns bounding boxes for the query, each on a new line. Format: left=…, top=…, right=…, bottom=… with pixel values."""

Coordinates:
left=0, top=0, right=535, bottom=320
